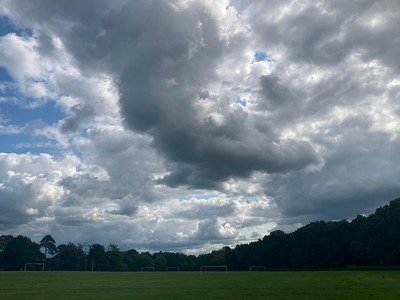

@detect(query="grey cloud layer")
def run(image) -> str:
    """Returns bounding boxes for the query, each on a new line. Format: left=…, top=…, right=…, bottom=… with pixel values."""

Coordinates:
left=241, top=0, right=400, bottom=220
left=0, top=0, right=399, bottom=252
left=114, top=1, right=320, bottom=188
left=2, top=0, right=320, bottom=189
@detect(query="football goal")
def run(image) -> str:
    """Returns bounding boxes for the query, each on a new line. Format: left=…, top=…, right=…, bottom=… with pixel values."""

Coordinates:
left=141, top=267, right=155, bottom=271
left=200, top=265, right=228, bottom=276
left=24, top=263, right=44, bottom=271
left=249, top=265, right=265, bottom=271
left=165, top=267, right=179, bottom=271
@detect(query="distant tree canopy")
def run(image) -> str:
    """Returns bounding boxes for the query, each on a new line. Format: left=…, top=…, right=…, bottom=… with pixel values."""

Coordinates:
left=88, top=244, right=107, bottom=271
left=1, top=235, right=42, bottom=270
left=40, top=235, right=57, bottom=260
left=1, top=198, right=400, bottom=271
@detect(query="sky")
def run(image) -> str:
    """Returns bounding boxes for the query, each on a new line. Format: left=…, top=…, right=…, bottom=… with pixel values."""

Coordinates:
left=0, top=0, right=399, bottom=254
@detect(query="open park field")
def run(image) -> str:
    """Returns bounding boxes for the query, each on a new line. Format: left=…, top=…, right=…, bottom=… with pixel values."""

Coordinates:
left=1, top=270, right=400, bottom=299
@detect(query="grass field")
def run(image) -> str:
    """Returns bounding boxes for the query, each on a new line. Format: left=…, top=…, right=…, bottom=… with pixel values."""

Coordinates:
left=1, top=270, right=400, bottom=299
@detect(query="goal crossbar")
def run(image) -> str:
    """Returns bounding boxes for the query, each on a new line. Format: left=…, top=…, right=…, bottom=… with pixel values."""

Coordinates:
left=200, top=265, right=228, bottom=276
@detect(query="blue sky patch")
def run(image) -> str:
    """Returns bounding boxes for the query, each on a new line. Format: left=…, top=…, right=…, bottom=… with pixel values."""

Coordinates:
left=254, top=51, right=275, bottom=63
left=0, top=133, right=57, bottom=154
left=0, top=100, right=65, bottom=153
left=234, top=94, right=247, bottom=107
left=0, top=100, right=65, bottom=126
left=0, top=16, right=16, bottom=36
left=0, top=15, right=33, bottom=37
left=0, top=67, right=12, bottom=82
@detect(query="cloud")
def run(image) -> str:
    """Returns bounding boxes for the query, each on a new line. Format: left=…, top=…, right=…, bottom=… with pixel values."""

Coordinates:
left=1, top=0, right=320, bottom=190
left=113, top=1, right=321, bottom=188
left=0, top=152, right=76, bottom=229
left=258, top=75, right=296, bottom=110
left=0, top=33, right=52, bottom=101
left=0, top=0, right=399, bottom=253
left=191, top=218, right=238, bottom=242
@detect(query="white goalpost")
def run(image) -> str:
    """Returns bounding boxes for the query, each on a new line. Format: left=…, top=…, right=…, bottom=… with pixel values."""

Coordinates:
left=249, top=266, right=266, bottom=271
left=141, top=267, right=155, bottom=272
left=165, top=267, right=179, bottom=271
left=24, top=263, right=44, bottom=271
left=200, top=265, right=228, bottom=276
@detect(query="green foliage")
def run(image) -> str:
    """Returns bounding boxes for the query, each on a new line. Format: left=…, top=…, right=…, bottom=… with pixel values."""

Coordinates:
left=0, top=235, right=13, bottom=270
left=88, top=244, right=107, bottom=271
left=2, top=235, right=42, bottom=270
left=153, top=252, right=167, bottom=271
left=138, top=252, right=154, bottom=268
left=56, top=243, right=84, bottom=271
left=40, top=235, right=57, bottom=261
left=123, top=249, right=140, bottom=271
left=0, top=235, right=13, bottom=253
left=106, top=244, right=127, bottom=271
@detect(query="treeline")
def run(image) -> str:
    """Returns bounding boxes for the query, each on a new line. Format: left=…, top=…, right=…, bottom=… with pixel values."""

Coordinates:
left=0, top=236, right=198, bottom=271
left=1, top=198, right=400, bottom=271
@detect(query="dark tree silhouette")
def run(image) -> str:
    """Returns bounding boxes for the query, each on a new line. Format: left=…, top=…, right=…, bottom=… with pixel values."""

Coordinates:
left=40, top=235, right=57, bottom=262
left=107, top=244, right=127, bottom=271
left=88, top=244, right=107, bottom=271
left=56, top=243, right=84, bottom=271
left=3, top=236, right=42, bottom=270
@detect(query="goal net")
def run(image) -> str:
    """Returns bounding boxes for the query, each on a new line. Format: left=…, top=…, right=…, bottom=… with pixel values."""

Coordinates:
left=24, top=263, right=44, bottom=271
left=165, top=267, right=179, bottom=271
left=141, top=267, right=155, bottom=272
left=249, top=266, right=265, bottom=271
left=200, top=265, right=228, bottom=276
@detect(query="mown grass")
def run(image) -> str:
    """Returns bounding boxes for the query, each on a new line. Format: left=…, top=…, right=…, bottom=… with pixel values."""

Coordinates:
left=0, top=270, right=399, bottom=299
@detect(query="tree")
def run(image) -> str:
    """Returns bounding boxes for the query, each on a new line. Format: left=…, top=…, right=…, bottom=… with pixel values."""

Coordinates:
left=3, top=236, right=42, bottom=270
left=210, top=249, right=225, bottom=265
left=0, top=235, right=13, bottom=253
left=153, top=252, right=167, bottom=271
left=123, top=249, right=140, bottom=271
left=138, top=252, right=154, bottom=268
left=88, top=244, right=107, bottom=271
left=0, top=235, right=13, bottom=270
left=40, top=235, right=57, bottom=262
left=107, top=244, right=127, bottom=271
left=56, top=243, right=84, bottom=270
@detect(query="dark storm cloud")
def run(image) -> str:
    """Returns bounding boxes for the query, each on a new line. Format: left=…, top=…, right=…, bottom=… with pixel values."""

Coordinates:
left=248, top=0, right=400, bottom=69
left=0, top=186, right=35, bottom=229
left=158, top=136, right=319, bottom=189
left=1, top=0, right=320, bottom=189
left=112, top=2, right=319, bottom=188
left=60, top=104, right=95, bottom=132
left=258, top=75, right=296, bottom=110
left=109, top=195, right=139, bottom=217
left=171, top=201, right=236, bottom=220
left=268, top=125, right=400, bottom=221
